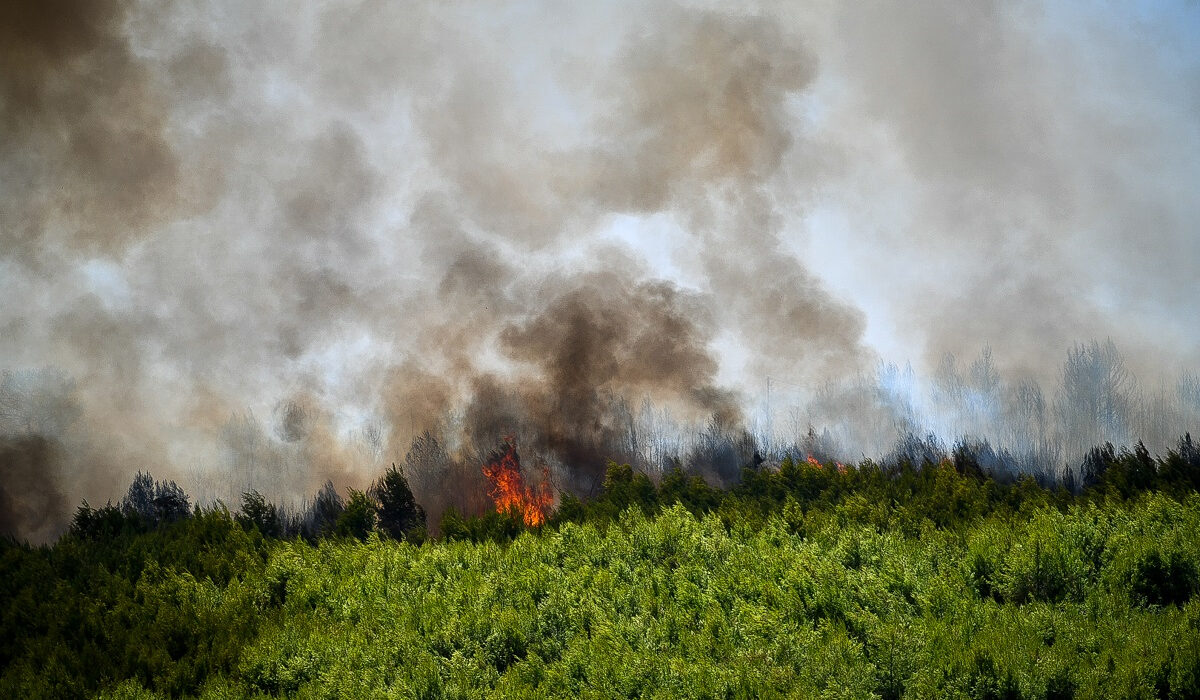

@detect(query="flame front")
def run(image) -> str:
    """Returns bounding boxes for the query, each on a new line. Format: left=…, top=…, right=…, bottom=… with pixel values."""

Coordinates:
left=482, top=437, right=553, bottom=527
left=806, top=454, right=848, bottom=474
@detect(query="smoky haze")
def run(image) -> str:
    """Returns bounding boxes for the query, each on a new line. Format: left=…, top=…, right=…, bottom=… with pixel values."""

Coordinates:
left=2, top=1, right=1198, bottom=542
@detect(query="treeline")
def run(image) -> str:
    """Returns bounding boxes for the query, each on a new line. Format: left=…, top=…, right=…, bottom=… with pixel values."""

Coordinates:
left=69, top=463, right=427, bottom=546
left=439, top=432, right=1199, bottom=544
left=60, top=431, right=1200, bottom=551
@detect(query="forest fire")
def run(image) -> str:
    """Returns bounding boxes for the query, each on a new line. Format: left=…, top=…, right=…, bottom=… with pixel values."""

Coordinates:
left=481, top=437, right=553, bottom=527
left=807, top=455, right=848, bottom=474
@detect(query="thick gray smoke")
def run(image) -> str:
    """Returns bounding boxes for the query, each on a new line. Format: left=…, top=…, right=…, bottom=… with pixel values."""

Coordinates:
left=2, top=1, right=1198, bottom=541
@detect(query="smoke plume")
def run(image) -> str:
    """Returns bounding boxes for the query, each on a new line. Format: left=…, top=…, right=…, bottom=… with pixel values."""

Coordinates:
left=2, top=1, right=1197, bottom=541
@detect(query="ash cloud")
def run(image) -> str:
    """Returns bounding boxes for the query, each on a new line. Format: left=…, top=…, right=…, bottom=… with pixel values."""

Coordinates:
left=1, top=1, right=1197, bottom=541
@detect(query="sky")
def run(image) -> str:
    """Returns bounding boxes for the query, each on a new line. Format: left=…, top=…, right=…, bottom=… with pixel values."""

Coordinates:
left=2, top=0, right=1199, bottom=541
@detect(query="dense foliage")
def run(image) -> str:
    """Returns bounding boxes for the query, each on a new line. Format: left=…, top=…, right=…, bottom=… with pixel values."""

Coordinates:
left=3, top=438, right=1200, bottom=698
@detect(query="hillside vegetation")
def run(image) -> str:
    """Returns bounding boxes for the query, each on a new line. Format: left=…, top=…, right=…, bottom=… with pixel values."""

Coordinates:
left=3, top=439, right=1200, bottom=698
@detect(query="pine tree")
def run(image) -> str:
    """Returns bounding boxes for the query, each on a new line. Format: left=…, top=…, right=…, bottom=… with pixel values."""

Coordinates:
left=371, top=463, right=425, bottom=541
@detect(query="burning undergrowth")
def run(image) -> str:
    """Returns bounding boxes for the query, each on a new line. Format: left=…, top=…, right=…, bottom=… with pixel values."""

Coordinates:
left=481, top=436, right=552, bottom=527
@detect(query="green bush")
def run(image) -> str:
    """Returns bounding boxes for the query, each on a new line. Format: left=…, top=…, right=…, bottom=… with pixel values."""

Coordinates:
left=1129, top=550, right=1198, bottom=607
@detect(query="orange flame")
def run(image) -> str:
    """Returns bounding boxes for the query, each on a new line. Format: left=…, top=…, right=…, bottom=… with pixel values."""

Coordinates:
left=482, top=437, right=553, bottom=527
left=806, top=454, right=849, bottom=474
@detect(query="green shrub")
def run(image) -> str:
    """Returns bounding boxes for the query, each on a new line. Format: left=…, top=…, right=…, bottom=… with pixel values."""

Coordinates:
left=1129, top=550, right=1198, bottom=607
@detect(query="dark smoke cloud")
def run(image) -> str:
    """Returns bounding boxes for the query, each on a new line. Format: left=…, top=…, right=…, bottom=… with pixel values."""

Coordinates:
left=496, top=276, right=738, bottom=489
left=1, top=1, right=1197, bottom=541
left=0, top=371, right=78, bottom=541
left=0, top=0, right=184, bottom=261
left=500, top=279, right=730, bottom=413
left=0, top=436, right=66, bottom=542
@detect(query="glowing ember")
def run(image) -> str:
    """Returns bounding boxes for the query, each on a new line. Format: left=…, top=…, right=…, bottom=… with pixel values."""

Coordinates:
left=482, top=436, right=553, bottom=527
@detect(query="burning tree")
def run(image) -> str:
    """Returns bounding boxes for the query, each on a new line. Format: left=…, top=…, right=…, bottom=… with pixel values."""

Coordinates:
left=481, top=436, right=553, bottom=527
